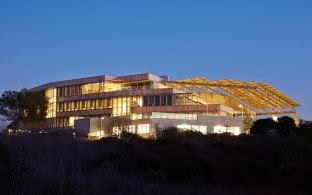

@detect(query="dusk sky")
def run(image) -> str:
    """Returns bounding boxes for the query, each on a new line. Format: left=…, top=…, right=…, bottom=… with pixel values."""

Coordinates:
left=0, top=1, right=311, bottom=119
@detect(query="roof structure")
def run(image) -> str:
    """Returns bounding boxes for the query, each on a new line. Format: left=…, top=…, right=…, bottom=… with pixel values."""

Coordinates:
left=162, top=77, right=300, bottom=116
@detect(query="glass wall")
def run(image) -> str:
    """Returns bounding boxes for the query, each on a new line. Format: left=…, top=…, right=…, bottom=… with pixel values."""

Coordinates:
left=82, top=83, right=104, bottom=94
left=143, top=94, right=172, bottom=106
left=46, top=88, right=57, bottom=118
left=137, top=124, right=150, bottom=134
left=131, top=96, right=142, bottom=107
left=213, top=126, right=241, bottom=135
left=172, top=94, right=200, bottom=105
left=112, top=97, right=131, bottom=116
left=55, top=81, right=162, bottom=98
left=57, top=98, right=112, bottom=112
left=177, top=124, right=207, bottom=134
left=151, top=112, right=197, bottom=120
left=104, top=82, right=121, bottom=92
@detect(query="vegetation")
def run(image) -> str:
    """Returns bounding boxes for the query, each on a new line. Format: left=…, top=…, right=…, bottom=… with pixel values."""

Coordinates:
left=250, top=116, right=309, bottom=138
left=243, top=114, right=253, bottom=134
left=0, top=89, right=48, bottom=129
left=1, top=115, right=312, bottom=194
left=250, top=118, right=277, bottom=135
left=1, top=123, right=312, bottom=194
left=105, top=116, right=131, bottom=137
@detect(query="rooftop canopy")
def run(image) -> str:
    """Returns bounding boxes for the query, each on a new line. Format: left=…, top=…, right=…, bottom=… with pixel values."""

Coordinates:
left=162, top=77, right=300, bottom=116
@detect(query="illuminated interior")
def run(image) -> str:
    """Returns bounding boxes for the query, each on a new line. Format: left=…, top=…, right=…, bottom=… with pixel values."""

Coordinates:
left=45, top=88, right=57, bottom=118
left=213, top=125, right=241, bottom=135
left=29, top=73, right=300, bottom=136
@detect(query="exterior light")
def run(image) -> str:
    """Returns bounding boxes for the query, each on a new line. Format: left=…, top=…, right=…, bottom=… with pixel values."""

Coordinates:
left=239, top=105, right=243, bottom=117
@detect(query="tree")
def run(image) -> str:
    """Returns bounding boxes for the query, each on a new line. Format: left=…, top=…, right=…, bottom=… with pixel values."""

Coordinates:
left=22, top=90, right=48, bottom=122
left=105, top=116, right=131, bottom=137
left=159, top=126, right=179, bottom=139
left=243, top=114, right=254, bottom=134
left=250, top=118, right=277, bottom=135
left=297, top=120, right=312, bottom=137
left=0, top=116, right=6, bottom=132
left=0, top=91, right=23, bottom=121
left=276, top=116, right=296, bottom=137
left=0, top=89, right=48, bottom=129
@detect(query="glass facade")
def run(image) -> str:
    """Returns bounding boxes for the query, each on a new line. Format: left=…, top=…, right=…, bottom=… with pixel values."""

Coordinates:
left=112, top=97, right=131, bottom=116
left=151, top=112, right=197, bottom=120
left=213, top=126, right=241, bottom=135
left=57, top=98, right=112, bottom=112
left=33, top=73, right=246, bottom=137
left=143, top=95, right=172, bottom=106
left=56, top=81, right=155, bottom=97
left=137, top=124, right=150, bottom=134
left=46, top=88, right=57, bottom=118
left=177, top=124, right=207, bottom=134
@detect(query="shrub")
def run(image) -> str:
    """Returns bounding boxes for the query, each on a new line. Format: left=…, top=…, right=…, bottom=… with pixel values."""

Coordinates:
left=0, top=140, right=12, bottom=193
left=120, top=131, right=145, bottom=142
left=159, top=126, right=179, bottom=139
left=297, top=123, right=312, bottom=137
left=276, top=116, right=296, bottom=137
left=250, top=118, right=277, bottom=135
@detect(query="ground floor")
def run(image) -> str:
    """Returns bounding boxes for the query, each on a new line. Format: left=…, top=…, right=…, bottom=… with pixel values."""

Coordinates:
left=74, top=112, right=245, bottom=138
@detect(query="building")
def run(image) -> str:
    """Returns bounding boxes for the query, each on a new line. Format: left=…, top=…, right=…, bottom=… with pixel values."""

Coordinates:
left=31, top=73, right=300, bottom=138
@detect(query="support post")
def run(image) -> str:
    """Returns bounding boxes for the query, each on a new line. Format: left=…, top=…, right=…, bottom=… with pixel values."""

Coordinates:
left=293, top=113, right=300, bottom=126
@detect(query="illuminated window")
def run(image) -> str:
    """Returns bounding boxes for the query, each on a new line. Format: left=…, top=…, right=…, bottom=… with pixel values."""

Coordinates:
left=177, top=124, right=207, bottom=134
left=213, top=126, right=241, bottom=135
left=104, top=82, right=121, bottom=92
left=177, top=124, right=192, bottom=130
left=199, top=126, right=207, bottom=134
left=45, top=88, right=57, bottom=118
left=82, top=83, right=104, bottom=94
left=128, top=125, right=135, bottom=134
left=112, top=97, right=130, bottom=116
left=130, top=114, right=143, bottom=120
left=137, top=124, right=150, bottom=134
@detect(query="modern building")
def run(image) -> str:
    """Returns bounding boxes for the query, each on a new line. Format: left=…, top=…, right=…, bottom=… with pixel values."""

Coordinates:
left=31, top=73, right=300, bottom=138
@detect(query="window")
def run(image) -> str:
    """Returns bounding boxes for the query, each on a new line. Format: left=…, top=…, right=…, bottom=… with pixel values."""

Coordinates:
left=137, top=124, right=150, bottom=134
left=161, top=95, right=166, bottom=106
left=82, top=83, right=102, bottom=94
left=155, top=95, right=160, bottom=106
left=86, top=100, right=91, bottom=109
left=143, top=95, right=172, bottom=106
left=167, top=95, right=172, bottom=105
left=112, top=97, right=130, bottom=116
left=148, top=96, right=154, bottom=106
left=143, top=96, right=148, bottom=106
left=128, top=125, right=135, bottom=134
left=213, top=126, right=240, bottom=135
left=177, top=124, right=207, bottom=134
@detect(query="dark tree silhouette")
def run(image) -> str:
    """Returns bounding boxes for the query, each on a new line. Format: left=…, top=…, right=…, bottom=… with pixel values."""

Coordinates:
left=0, top=89, right=48, bottom=129
left=250, top=118, right=277, bottom=135
left=277, top=116, right=296, bottom=137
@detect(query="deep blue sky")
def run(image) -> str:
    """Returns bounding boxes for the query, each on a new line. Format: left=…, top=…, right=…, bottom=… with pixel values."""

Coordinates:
left=0, top=0, right=311, bottom=120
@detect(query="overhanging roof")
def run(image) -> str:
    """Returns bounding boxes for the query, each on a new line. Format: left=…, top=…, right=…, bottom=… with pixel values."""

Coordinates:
left=162, top=77, right=300, bottom=115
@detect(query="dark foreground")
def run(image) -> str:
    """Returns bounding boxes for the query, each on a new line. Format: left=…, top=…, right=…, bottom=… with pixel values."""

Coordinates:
left=1, top=132, right=312, bottom=195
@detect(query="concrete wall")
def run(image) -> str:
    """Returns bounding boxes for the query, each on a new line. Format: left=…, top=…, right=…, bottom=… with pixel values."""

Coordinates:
left=74, top=119, right=90, bottom=135
left=74, top=118, right=101, bottom=136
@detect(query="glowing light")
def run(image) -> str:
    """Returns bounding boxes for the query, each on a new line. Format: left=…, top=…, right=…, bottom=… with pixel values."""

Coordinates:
left=213, top=125, right=241, bottom=135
